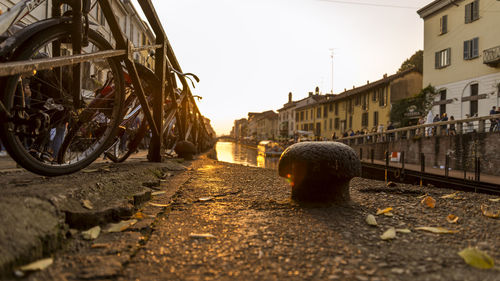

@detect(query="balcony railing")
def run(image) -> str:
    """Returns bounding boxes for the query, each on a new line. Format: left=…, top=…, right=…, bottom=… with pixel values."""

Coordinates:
left=483, top=45, right=500, bottom=67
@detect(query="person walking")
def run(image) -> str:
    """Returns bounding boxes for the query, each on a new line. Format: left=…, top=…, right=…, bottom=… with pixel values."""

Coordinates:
left=425, top=111, right=434, bottom=136
left=449, top=116, right=456, bottom=136
left=386, top=122, right=395, bottom=141
left=440, top=113, right=448, bottom=135
left=489, top=106, right=498, bottom=132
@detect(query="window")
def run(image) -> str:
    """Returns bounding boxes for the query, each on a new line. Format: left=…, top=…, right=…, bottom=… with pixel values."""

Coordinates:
left=361, top=112, right=368, bottom=127
left=323, top=105, right=328, bottom=117
left=317, top=108, right=321, bottom=118
left=329, top=119, right=333, bottom=130
left=373, top=112, right=379, bottom=126
left=440, top=15, right=448, bottom=34
left=470, top=83, right=478, bottom=116
left=349, top=116, right=352, bottom=129
left=329, top=103, right=333, bottom=112
left=296, top=112, right=299, bottom=122
left=378, top=88, right=385, bottom=106
left=334, top=103, right=338, bottom=115
left=348, top=99, right=353, bottom=113
left=300, top=111, right=304, bottom=121
left=306, top=110, right=308, bottom=120
left=439, top=89, right=447, bottom=116
left=435, top=48, right=451, bottom=69
left=372, top=90, right=377, bottom=102
left=463, top=38, right=479, bottom=60
left=465, top=0, right=479, bottom=24
left=334, top=118, right=340, bottom=129
left=355, top=95, right=360, bottom=106
left=324, top=120, right=327, bottom=130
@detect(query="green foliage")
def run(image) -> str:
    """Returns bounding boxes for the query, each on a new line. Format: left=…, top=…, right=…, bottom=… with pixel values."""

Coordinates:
left=398, top=50, right=423, bottom=73
left=390, top=85, right=437, bottom=127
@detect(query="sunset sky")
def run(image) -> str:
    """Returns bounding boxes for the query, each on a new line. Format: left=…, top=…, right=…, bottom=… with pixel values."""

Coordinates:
left=132, top=0, right=433, bottom=135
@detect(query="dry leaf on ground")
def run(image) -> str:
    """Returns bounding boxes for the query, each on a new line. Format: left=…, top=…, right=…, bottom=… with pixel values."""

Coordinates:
left=149, top=202, right=171, bottom=207
left=421, top=196, right=436, bottom=208
left=380, top=227, right=396, bottom=240
left=365, top=214, right=377, bottom=226
left=396, top=228, right=411, bottom=233
left=18, top=258, right=53, bottom=272
left=458, top=247, right=495, bottom=269
left=383, top=212, right=394, bottom=217
left=197, top=197, right=215, bottom=202
left=488, top=198, right=500, bottom=202
left=81, top=199, right=93, bottom=210
left=446, top=214, right=459, bottom=224
left=81, top=226, right=101, bottom=240
left=416, top=193, right=428, bottom=199
left=105, top=219, right=137, bottom=233
left=376, top=207, right=393, bottom=215
left=415, top=226, right=459, bottom=234
left=481, top=204, right=500, bottom=218
left=440, top=192, right=460, bottom=199
left=152, top=191, right=166, bottom=196
left=189, top=233, right=215, bottom=239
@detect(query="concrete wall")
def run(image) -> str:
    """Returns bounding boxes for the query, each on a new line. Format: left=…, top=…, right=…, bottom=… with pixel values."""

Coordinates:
left=348, top=132, right=500, bottom=176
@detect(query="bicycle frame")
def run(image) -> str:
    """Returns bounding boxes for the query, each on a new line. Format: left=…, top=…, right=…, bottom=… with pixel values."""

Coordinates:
left=0, top=0, right=46, bottom=35
left=0, top=0, right=213, bottom=163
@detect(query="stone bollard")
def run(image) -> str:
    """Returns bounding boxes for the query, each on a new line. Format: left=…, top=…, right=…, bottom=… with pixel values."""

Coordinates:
left=278, top=141, right=361, bottom=204
left=174, top=140, right=197, bottom=160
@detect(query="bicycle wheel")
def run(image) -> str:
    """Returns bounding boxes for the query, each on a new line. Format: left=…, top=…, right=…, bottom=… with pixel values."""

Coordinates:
left=106, top=64, right=158, bottom=163
left=0, top=24, right=124, bottom=176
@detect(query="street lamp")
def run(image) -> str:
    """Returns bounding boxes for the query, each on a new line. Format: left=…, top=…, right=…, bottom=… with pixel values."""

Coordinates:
left=329, top=48, right=334, bottom=94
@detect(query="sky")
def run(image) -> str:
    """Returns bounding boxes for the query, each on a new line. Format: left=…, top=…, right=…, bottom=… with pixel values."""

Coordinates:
left=132, top=0, right=433, bottom=136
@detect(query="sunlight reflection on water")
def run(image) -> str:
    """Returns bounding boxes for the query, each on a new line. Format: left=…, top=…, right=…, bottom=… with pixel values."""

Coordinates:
left=215, top=142, right=279, bottom=170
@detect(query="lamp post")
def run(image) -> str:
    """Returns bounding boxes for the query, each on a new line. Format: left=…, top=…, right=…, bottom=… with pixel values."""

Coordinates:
left=329, top=48, right=334, bottom=94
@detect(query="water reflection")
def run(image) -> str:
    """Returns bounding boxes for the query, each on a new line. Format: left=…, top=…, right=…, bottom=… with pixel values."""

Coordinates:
left=215, top=141, right=279, bottom=170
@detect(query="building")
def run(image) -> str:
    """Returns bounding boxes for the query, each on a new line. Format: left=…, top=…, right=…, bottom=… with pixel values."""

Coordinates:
left=417, top=0, right=500, bottom=120
left=277, top=92, right=296, bottom=138
left=294, top=90, right=328, bottom=137
left=319, top=69, right=422, bottom=139
left=232, top=118, right=248, bottom=140
left=246, top=111, right=278, bottom=141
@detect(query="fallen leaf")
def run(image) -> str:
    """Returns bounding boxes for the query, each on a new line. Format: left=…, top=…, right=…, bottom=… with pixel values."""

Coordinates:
left=152, top=191, right=166, bottom=196
left=149, top=202, right=171, bottom=207
left=386, top=181, right=397, bottom=187
left=198, top=197, right=214, bottom=202
left=189, top=233, right=215, bottom=239
left=81, top=226, right=101, bottom=240
left=365, top=214, right=377, bottom=226
left=383, top=212, right=394, bottom=217
left=18, top=258, right=53, bottom=272
left=458, top=247, right=494, bottom=269
left=82, top=169, right=98, bottom=173
left=488, top=198, right=500, bottom=202
left=396, top=228, right=411, bottom=233
left=91, top=243, right=109, bottom=248
left=415, top=226, right=458, bottom=234
left=133, top=212, right=145, bottom=219
left=380, top=227, right=396, bottom=240
left=421, top=196, right=436, bottom=208
left=480, top=205, right=500, bottom=218
left=416, top=193, right=428, bottom=199
left=440, top=192, right=460, bottom=199
left=376, top=207, right=393, bottom=215
left=105, top=219, right=137, bottom=233
left=446, top=214, right=459, bottom=224
left=81, top=199, right=93, bottom=210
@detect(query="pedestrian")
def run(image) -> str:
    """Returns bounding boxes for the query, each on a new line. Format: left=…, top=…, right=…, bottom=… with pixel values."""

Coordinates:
left=440, top=113, right=448, bottom=135
left=432, top=114, right=441, bottom=136
left=449, top=116, right=456, bottom=136
left=377, top=123, right=384, bottom=142
left=489, top=106, right=498, bottom=132
left=465, top=114, right=474, bottom=133
left=331, top=132, right=337, bottom=140
left=386, top=122, right=395, bottom=141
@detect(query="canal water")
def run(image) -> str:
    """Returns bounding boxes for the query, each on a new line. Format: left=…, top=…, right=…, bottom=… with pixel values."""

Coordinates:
left=215, top=141, right=279, bottom=170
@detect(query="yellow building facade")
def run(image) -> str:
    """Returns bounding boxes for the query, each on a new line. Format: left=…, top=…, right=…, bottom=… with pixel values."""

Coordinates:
left=296, top=69, right=422, bottom=139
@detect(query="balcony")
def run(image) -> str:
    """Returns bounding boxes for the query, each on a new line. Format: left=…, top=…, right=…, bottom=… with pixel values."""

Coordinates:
left=483, top=45, right=500, bottom=67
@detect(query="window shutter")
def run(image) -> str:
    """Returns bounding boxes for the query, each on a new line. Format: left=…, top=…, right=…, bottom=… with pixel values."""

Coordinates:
left=464, top=40, right=470, bottom=60
left=446, top=48, right=451, bottom=66
left=465, top=3, right=471, bottom=23
left=473, top=0, right=479, bottom=21
left=472, top=37, right=479, bottom=58
left=443, top=15, right=447, bottom=33
left=440, top=16, right=443, bottom=34
left=435, top=51, right=440, bottom=68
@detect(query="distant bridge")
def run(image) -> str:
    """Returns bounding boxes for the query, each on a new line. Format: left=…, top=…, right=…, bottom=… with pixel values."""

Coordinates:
left=216, top=135, right=235, bottom=141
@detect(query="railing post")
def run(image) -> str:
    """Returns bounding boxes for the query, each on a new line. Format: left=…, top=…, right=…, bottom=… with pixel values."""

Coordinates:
left=475, top=157, right=481, bottom=182
left=445, top=154, right=449, bottom=178
left=457, top=122, right=463, bottom=134
left=420, top=153, right=425, bottom=187
left=401, top=151, right=405, bottom=177
left=385, top=151, right=389, bottom=182
left=371, top=149, right=374, bottom=164
left=479, top=120, right=486, bottom=133
left=359, top=148, right=363, bottom=160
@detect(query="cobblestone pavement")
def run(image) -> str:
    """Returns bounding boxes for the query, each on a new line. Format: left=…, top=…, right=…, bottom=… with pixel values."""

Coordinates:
left=20, top=156, right=500, bottom=281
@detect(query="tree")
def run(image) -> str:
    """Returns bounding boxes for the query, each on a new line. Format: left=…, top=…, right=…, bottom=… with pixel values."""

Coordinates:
left=390, top=85, right=437, bottom=127
left=398, top=50, right=423, bottom=73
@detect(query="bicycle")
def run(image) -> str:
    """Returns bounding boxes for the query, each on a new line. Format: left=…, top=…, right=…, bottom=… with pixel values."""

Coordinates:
left=0, top=0, right=125, bottom=175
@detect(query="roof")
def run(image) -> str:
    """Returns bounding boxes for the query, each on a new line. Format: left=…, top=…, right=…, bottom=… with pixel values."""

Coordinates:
left=320, top=68, right=420, bottom=104
left=417, top=0, right=463, bottom=19
left=277, top=102, right=297, bottom=112
left=294, top=95, right=327, bottom=110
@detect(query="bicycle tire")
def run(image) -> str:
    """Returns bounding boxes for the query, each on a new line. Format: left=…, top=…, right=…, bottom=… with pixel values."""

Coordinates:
left=0, top=24, right=124, bottom=176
